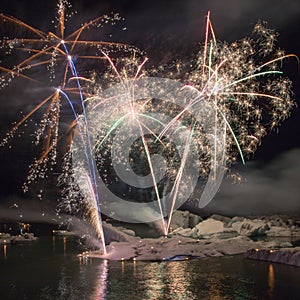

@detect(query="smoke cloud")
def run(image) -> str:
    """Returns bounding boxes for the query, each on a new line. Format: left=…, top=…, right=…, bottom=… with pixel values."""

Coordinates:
left=196, top=148, right=300, bottom=216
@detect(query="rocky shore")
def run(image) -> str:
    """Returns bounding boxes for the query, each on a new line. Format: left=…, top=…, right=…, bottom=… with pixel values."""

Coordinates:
left=0, top=232, right=38, bottom=244
left=245, top=247, right=300, bottom=267
left=83, top=211, right=300, bottom=265
left=168, top=211, right=300, bottom=239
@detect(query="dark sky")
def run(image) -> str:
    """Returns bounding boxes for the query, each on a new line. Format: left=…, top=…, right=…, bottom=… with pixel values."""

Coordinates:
left=0, top=0, right=299, bottom=217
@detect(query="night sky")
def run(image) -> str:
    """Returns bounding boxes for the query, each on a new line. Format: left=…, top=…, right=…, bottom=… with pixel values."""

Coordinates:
left=0, top=0, right=299, bottom=218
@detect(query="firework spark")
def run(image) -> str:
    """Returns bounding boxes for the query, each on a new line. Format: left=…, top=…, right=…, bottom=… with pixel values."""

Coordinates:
left=0, top=0, right=135, bottom=188
left=76, top=12, right=296, bottom=233
left=0, top=3, right=296, bottom=243
left=0, top=0, right=140, bottom=252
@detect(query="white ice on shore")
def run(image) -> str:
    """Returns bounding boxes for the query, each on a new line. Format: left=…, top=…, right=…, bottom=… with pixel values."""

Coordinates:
left=245, top=247, right=300, bottom=267
left=0, top=232, right=38, bottom=244
left=87, top=235, right=260, bottom=261
left=83, top=212, right=300, bottom=262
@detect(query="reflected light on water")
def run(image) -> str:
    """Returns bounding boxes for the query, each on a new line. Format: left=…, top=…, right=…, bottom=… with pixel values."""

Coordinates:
left=121, top=260, right=125, bottom=275
left=3, top=244, right=7, bottom=259
left=133, top=260, right=136, bottom=277
left=63, top=237, right=67, bottom=255
left=1, top=237, right=299, bottom=300
left=90, top=259, right=108, bottom=300
left=52, top=236, right=56, bottom=254
left=79, top=255, right=90, bottom=265
left=142, top=263, right=166, bottom=300
left=268, top=264, right=275, bottom=297
left=166, top=262, right=191, bottom=298
left=208, top=276, right=224, bottom=300
left=140, top=261, right=194, bottom=299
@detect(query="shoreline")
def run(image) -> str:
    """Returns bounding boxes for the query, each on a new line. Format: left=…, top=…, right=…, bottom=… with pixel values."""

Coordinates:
left=81, top=212, right=300, bottom=265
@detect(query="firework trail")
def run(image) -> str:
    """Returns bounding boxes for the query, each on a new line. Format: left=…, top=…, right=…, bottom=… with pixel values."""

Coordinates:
left=0, top=2, right=296, bottom=242
left=0, top=0, right=133, bottom=184
left=0, top=0, right=138, bottom=251
left=81, top=12, right=296, bottom=233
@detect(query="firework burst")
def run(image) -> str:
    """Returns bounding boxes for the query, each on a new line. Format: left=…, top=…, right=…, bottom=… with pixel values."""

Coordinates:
left=68, top=12, right=296, bottom=234
left=0, top=0, right=141, bottom=252
left=0, top=4, right=296, bottom=244
left=0, top=0, right=138, bottom=189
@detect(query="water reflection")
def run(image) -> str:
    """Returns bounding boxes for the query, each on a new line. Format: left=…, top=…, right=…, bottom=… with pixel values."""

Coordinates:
left=52, top=235, right=56, bottom=254
left=0, top=237, right=300, bottom=299
left=89, top=259, right=108, bottom=299
left=122, top=260, right=125, bottom=275
left=63, top=237, right=66, bottom=255
left=3, top=244, right=7, bottom=259
left=268, top=264, right=275, bottom=297
left=142, top=263, right=167, bottom=299
left=117, top=261, right=197, bottom=299
left=208, top=273, right=225, bottom=300
left=133, top=259, right=137, bottom=277
left=166, top=261, right=194, bottom=299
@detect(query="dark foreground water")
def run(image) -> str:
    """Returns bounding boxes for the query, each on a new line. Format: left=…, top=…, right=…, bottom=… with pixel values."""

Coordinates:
left=0, top=236, right=300, bottom=300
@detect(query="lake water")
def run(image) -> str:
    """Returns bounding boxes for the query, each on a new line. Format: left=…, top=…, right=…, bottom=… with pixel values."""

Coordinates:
left=0, top=236, right=300, bottom=299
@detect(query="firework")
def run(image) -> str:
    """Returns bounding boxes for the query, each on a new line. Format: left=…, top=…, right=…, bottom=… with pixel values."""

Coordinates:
left=0, top=0, right=140, bottom=252
left=0, top=3, right=296, bottom=243
left=70, top=12, right=296, bottom=234
left=0, top=0, right=136, bottom=188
